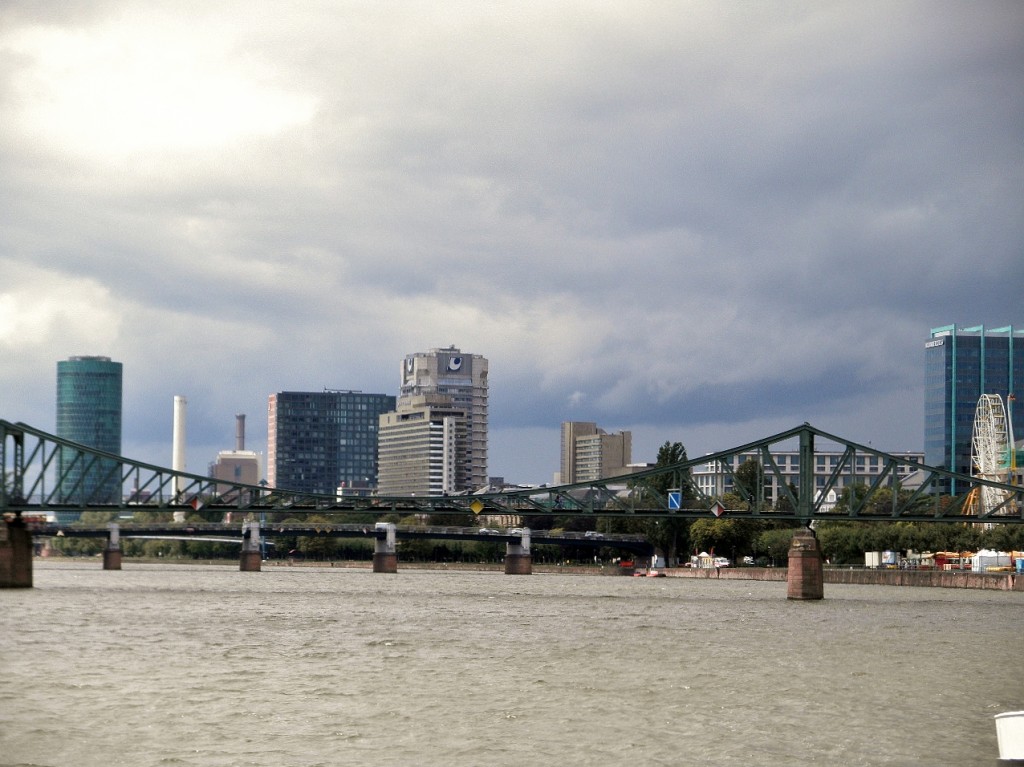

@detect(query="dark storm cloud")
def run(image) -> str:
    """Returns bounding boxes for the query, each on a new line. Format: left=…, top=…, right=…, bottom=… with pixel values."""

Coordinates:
left=0, top=1, right=1021, bottom=481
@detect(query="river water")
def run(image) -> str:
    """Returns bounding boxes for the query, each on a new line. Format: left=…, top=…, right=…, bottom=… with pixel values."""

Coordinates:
left=1, top=561, right=1021, bottom=767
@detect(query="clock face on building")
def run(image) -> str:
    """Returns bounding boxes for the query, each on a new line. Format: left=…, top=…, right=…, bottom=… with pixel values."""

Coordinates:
left=447, top=356, right=463, bottom=371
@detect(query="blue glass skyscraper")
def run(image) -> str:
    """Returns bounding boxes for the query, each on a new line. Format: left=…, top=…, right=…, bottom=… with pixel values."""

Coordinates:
left=56, top=356, right=123, bottom=511
left=924, top=325, right=1023, bottom=488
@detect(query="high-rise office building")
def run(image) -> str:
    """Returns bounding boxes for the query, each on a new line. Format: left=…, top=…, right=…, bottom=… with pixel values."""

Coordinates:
left=925, top=325, right=1023, bottom=487
left=267, top=390, right=395, bottom=495
left=55, top=355, right=123, bottom=509
left=559, top=421, right=633, bottom=484
left=378, top=346, right=488, bottom=495
left=377, top=394, right=469, bottom=496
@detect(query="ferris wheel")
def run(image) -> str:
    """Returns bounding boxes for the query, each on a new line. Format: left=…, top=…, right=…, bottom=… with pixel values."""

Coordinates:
left=970, top=393, right=1014, bottom=515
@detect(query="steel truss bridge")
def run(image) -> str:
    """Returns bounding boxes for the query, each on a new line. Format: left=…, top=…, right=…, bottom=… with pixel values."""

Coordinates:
left=2, top=419, right=1022, bottom=525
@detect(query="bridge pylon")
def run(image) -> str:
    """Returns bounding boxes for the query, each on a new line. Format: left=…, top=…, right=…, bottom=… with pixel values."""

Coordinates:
left=103, top=523, right=122, bottom=571
left=372, top=523, right=398, bottom=573
left=240, top=521, right=261, bottom=571
left=504, top=529, right=532, bottom=575
left=787, top=527, right=824, bottom=600
left=0, top=516, right=33, bottom=588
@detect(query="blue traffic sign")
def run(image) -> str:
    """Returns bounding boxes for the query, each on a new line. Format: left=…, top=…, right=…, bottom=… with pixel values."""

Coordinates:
left=668, top=491, right=681, bottom=510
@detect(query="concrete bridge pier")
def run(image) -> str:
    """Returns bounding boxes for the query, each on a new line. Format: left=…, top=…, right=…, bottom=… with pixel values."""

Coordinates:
left=373, top=523, right=398, bottom=573
left=0, top=515, right=33, bottom=588
left=787, top=527, right=824, bottom=600
left=103, top=522, right=122, bottom=570
left=240, top=520, right=262, bottom=571
left=504, top=528, right=532, bottom=575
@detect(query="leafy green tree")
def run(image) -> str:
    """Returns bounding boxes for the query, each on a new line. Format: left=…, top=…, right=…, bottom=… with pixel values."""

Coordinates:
left=775, top=482, right=798, bottom=512
left=79, top=510, right=118, bottom=525
left=132, top=509, right=174, bottom=524
left=689, top=518, right=719, bottom=554
left=428, top=510, right=475, bottom=527
left=756, top=527, right=802, bottom=566
left=294, top=514, right=343, bottom=560
left=648, top=442, right=690, bottom=495
left=733, top=459, right=766, bottom=509
left=631, top=441, right=695, bottom=564
left=981, top=524, right=1024, bottom=552
left=184, top=540, right=238, bottom=560
left=142, top=539, right=182, bottom=558
left=815, top=522, right=866, bottom=565
left=831, top=484, right=869, bottom=514
left=50, top=536, right=103, bottom=557
left=122, top=538, right=147, bottom=557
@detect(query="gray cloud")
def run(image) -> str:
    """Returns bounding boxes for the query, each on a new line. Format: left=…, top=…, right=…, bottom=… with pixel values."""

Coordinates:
left=1, top=1, right=1021, bottom=483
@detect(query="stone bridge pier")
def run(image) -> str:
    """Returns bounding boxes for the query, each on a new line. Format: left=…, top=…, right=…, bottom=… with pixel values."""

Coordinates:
left=504, top=528, right=532, bottom=575
left=240, top=520, right=262, bottom=571
left=373, top=523, right=398, bottom=573
left=103, top=522, right=122, bottom=570
left=0, top=516, right=33, bottom=588
left=787, top=527, right=824, bottom=599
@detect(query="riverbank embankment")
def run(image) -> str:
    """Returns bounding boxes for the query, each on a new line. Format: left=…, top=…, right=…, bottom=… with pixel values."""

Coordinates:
left=38, top=557, right=1024, bottom=589
left=271, top=559, right=1024, bottom=588
left=664, top=566, right=1024, bottom=591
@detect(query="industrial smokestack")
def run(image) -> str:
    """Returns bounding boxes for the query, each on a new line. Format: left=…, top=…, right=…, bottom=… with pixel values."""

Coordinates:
left=172, top=396, right=187, bottom=515
left=235, top=413, right=245, bottom=451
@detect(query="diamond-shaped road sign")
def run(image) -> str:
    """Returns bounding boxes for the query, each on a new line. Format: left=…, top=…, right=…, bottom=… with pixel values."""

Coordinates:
left=711, top=500, right=725, bottom=517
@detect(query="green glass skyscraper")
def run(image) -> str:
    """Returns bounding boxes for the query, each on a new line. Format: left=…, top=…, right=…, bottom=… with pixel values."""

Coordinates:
left=56, top=356, right=123, bottom=511
left=925, top=325, right=1022, bottom=491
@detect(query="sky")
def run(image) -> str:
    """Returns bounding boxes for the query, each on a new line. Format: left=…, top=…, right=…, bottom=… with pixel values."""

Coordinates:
left=1, top=1, right=1022, bottom=486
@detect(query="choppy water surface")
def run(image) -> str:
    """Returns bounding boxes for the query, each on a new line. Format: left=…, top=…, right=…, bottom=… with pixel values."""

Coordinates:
left=1, top=561, right=1021, bottom=766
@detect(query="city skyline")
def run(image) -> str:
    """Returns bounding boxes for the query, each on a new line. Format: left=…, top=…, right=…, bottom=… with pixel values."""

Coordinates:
left=2, top=4, right=1021, bottom=484
left=37, top=327, right=1016, bottom=491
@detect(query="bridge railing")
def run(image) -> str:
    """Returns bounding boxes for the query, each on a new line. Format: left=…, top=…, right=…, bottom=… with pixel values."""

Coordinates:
left=27, top=521, right=652, bottom=555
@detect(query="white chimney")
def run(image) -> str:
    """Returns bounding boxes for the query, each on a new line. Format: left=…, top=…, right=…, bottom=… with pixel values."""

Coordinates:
left=172, top=396, right=187, bottom=519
